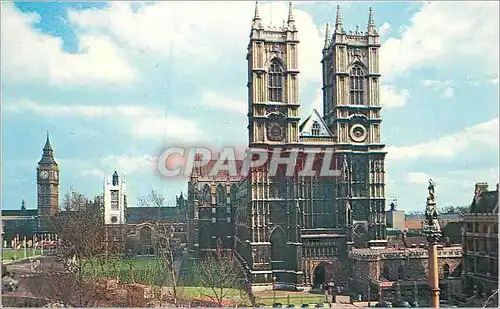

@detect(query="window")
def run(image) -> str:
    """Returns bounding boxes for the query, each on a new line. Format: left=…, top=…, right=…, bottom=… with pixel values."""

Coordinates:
left=311, top=121, right=320, bottom=136
left=111, top=190, right=119, bottom=210
left=349, top=66, right=365, bottom=105
left=443, top=264, right=450, bottom=278
left=216, top=185, right=226, bottom=205
left=268, top=60, right=284, bottom=102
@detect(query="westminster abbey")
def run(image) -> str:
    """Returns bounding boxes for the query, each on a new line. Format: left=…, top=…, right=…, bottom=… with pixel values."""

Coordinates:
left=188, top=3, right=387, bottom=287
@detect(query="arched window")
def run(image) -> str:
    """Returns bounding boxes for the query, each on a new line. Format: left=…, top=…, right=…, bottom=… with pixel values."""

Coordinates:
left=139, top=226, right=153, bottom=255
left=349, top=66, right=365, bottom=105
left=398, top=264, right=405, bottom=280
left=443, top=264, right=450, bottom=278
left=202, top=184, right=211, bottom=203
left=268, top=60, right=284, bottom=102
left=271, top=227, right=287, bottom=270
left=311, top=121, right=320, bottom=136
left=216, top=184, right=226, bottom=205
left=382, top=266, right=390, bottom=280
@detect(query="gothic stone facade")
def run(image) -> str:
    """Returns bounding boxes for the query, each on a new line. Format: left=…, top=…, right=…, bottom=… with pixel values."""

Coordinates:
left=349, top=246, right=462, bottom=305
left=461, top=182, right=498, bottom=306
left=232, top=4, right=387, bottom=286
left=187, top=161, right=243, bottom=259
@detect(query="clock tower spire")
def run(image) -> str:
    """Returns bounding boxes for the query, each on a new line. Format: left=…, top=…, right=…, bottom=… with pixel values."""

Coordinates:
left=37, top=133, right=59, bottom=232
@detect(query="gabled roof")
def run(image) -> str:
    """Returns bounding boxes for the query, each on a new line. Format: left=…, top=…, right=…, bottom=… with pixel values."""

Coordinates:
left=299, top=109, right=333, bottom=138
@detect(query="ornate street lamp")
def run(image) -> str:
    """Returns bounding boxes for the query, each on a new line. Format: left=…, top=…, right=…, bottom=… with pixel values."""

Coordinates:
left=423, top=179, right=442, bottom=308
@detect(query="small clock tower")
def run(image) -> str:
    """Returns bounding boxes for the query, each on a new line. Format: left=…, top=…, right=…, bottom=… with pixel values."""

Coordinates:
left=37, top=133, right=59, bottom=232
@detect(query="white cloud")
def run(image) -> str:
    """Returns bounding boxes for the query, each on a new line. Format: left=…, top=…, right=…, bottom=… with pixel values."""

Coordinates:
left=201, top=91, right=247, bottom=115
left=1, top=2, right=135, bottom=86
left=387, top=117, right=499, bottom=160
left=490, top=78, right=499, bottom=85
left=380, top=85, right=410, bottom=108
left=379, top=22, right=392, bottom=36
left=422, top=80, right=454, bottom=98
left=442, top=87, right=454, bottom=98
left=131, top=116, right=202, bottom=141
left=81, top=168, right=105, bottom=178
left=68, top=2, right=324, bottom=83
left=381, top=2, right=499, bottom=80
left=406, top=172, right=432, bottom=185
left=310, top=89, right=323, bottom=115
left=397, top=168, right=498, bottom=210
left=4, top=100, right=154, bottom=117
left=5, top=100, right=201, bottom=141
left=99, top=155, right=156, bottom=175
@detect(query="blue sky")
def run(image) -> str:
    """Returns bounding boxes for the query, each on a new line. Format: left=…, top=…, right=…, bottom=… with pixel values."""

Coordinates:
left=2, top=1, right=498, bottom=211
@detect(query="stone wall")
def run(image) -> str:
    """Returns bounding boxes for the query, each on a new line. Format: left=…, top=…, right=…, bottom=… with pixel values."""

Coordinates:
left=348, top=247, right=463, bottom=297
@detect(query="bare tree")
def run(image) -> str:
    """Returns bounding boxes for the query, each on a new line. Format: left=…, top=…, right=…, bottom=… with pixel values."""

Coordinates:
left=50, top=192, right=112, bottom=281
left=191, top=239, right=247, bottom=307
left=41, top=191, right=122, bottom=306
left=138, top=189, right=182, bottom=306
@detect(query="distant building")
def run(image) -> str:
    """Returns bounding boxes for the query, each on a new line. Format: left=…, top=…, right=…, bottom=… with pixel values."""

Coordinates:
left=104, top=171, right=127, bottom=225
left=2, top=135, right=59, bottom=242
left=460, top=182, right=498, bottom=307
left=101, top=170, right=189, bottom=256
left=405, top=213, right=462, bottom=231
left=349, top=245, right=462, bottom=306
left=386, top=202, right=405, bottom=229
left=2, top=200, right=38, bottom=242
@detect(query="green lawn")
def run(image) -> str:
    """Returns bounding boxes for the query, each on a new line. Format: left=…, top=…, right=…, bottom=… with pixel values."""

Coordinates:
left=83, top=257, right=328, bottom=306
left=84, top=257, right=172, bottom=286
left=2, top=249, right=42, bottom=261
left=253, top=291, right=328, bottom=306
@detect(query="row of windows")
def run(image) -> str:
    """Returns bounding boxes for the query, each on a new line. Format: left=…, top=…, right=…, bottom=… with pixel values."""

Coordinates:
left=264, top=62, right=368, bottom=105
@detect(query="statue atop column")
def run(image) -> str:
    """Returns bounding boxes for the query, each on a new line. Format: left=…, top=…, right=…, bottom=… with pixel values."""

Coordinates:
left=424, top=179, right=441, bottom=242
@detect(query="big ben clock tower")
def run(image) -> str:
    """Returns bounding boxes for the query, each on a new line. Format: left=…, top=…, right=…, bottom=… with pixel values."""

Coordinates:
left=37, top=133, right=59, bottom=232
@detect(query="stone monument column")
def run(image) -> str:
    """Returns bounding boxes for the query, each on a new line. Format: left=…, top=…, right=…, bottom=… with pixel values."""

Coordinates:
left=424, top=179, right=441, bottom=308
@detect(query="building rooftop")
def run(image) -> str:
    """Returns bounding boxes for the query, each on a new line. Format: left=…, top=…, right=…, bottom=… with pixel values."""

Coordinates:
left=126, top=206, right=187, bottom=223
left=2, top=209, right=38, bottom=218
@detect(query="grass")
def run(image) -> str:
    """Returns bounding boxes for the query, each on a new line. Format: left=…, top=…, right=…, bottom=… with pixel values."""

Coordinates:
left=253, top=291, right=328, bottom=306
left=2, top=248, right=42, bottom=261
left=82, top=257, right=330, bottom=306
left=84, top=257, right=172, bottom=286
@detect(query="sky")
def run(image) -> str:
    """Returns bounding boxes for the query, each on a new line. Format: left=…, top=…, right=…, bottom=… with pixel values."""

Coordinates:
left=1, top=1, right=499, bottom=212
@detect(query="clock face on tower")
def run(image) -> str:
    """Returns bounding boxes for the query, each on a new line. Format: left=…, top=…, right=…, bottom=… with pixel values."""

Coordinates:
left=267, top=121, right=285, bottom=141
left=350, top=124, right=367, bottom=142
left=40, top=170, right=49, bottom=179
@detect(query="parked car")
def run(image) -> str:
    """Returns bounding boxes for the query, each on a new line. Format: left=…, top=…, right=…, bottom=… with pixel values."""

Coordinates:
left=273, top=282, right=299, bottom=291
left=375, top=301, right=393, bottom=308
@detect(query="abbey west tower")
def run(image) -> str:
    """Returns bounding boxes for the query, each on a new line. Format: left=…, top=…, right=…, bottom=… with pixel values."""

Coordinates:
left=242, top=2, right=303, bottom=285
left=322, top=7, right=387, bottom=248
left=37, top=134, right=59, bottom=232
left=237, top=3, right=387, bottom=287
left=247, top=2, right=299, bottom=146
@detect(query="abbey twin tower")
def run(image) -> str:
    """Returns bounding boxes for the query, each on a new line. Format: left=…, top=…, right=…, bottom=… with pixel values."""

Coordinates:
left=188, top=3, right=388, bottom=287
